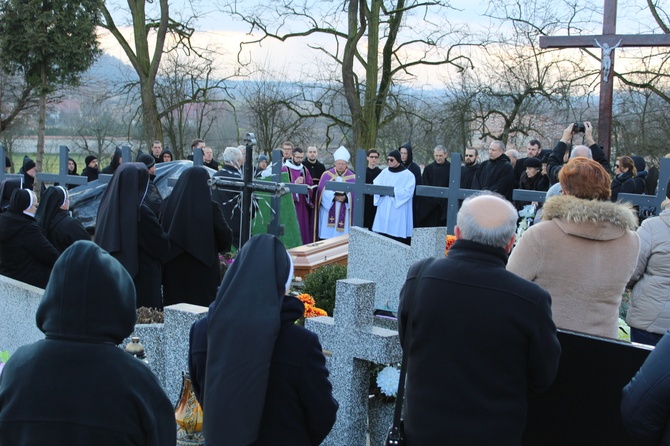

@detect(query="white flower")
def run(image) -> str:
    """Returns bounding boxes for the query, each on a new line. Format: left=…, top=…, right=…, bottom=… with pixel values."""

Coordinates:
left=376, top=366, right=400, bottom=397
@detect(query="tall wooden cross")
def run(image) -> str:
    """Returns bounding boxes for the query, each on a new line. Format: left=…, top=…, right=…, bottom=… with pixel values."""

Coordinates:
left=540, top=0, right=670, bottom=161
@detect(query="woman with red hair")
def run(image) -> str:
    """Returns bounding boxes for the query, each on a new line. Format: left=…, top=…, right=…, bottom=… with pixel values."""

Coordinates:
left=508, top=157, right=639, bottom=339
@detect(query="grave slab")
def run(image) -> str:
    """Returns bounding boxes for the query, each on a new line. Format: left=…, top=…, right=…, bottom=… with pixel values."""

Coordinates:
left=0, top=276, right=44, bottom=354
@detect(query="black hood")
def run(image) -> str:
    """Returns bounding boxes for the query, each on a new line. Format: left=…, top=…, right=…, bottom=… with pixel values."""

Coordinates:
left=36, top=240, right=136, bottom=344
left=399, top=142, right=414, bottom=165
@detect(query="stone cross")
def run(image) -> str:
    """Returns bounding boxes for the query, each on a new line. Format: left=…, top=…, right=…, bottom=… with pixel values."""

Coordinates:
left=619, top=157, right=670, bottom=215
left=98, top=146, right=133, bottom=184
left=0, top=145, right=22, bottom=183
left=305, top=279, right=402, bottom=446
left=36, top=146, right=88, bottom=189
left=540, top=0, right=670, bottom=160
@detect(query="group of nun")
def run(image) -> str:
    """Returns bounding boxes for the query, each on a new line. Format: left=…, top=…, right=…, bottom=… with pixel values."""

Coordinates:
left=0, top=162, right=339, bottom=444
left=0, top=163, right=233, bottom=309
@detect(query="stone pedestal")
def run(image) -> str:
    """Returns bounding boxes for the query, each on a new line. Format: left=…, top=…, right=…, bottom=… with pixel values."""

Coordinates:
left=368, top=397, right=395, bottom=446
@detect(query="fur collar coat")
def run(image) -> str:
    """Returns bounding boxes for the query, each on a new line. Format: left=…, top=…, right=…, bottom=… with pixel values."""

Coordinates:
left=508, top=195, right=640, bottom=338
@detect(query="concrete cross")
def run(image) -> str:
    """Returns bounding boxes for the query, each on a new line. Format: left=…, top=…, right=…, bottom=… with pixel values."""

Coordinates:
left=540, top=0, right=670, bottom=160
left=619, top=157, right=670, bottom=215
left=0, top=145, right=22, bottom=183
left=305, top=279, right=402, bottom=446
left=98, top=146, right=133, bottom=184
left=36, top=146, right=88, bottom=189
left=321, top=149, right=396, bottom=228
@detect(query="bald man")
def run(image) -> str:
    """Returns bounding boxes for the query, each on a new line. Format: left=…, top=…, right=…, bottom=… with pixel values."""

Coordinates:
left=398, top=192, right=560, bottom=445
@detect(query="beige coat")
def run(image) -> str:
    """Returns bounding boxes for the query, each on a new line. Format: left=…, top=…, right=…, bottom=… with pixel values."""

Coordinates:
left=508, top=195, right=639, bottom=338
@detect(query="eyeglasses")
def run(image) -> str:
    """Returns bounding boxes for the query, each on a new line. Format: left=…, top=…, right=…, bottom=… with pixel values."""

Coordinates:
left=387, top=158, right=395, bottom=162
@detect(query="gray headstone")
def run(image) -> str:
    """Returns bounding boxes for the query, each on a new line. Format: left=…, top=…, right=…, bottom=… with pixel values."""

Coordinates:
left=347, top=226, right=448, bottom=311
left=306, top=279, right=402, bottom=446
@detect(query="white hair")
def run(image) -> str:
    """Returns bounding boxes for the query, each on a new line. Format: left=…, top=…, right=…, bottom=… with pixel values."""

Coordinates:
left=456, top=192, right=517, bottom=249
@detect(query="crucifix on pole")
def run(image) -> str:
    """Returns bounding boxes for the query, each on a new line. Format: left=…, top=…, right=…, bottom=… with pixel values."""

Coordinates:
left=540, top=0, right=670, bottom=161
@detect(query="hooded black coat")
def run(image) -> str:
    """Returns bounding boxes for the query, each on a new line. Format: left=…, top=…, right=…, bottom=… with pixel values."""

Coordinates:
left=160, top=166, right=232, bottom=307
left=0, top=241, right=175, bottom=445
left=0, top=189, right=59, bottom=288
left=95, top=163, right=169, bottom=309
left=192, top=235, right=337, bottom=446
left=100, top=147, right=122, bottom=174
left=611, top=171, right=637, bottom=202
left=0, top=177, right=22, bottom=212
left=35, top=186, right=89, bottom=253
left=472, top=153, right=516, bottom=201
left=212, top=164, right=244, bottom=248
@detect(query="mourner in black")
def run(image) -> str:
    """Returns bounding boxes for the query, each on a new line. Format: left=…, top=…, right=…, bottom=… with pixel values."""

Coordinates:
left=0, top=177, right=22, bottom=212
left=160, top=166, right=232, bottom=307
left=137, top=153, right=163, bottom=217
left=0, top=189, right=59, bottom=288
left=0, top=241, right=176, bottom=445
left=94, top=163, right=169, bottom=309
left=35, top=186, right=89, bottom=253
left=191, top=234, right=337, bottom=446
left=80, top=155, right=99, bottom=182
left=100, top=147, right=122, bottom=175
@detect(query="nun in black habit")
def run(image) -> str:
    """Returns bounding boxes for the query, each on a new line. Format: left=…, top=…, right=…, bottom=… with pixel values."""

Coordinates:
left=191, top=234, right=338, bottom=446
left=94, top=163, right=169, bottom=309
left=35, top=186, right=90, bottom=253
left=0, top=189, right=59, bottom=288
left=0, top=241, right=176, bottom=445
left=160, top=166, right=232, bottom=307
left=0, top=177, right=22, bottom=212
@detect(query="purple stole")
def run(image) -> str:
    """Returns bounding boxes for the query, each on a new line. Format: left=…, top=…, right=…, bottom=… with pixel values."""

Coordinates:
left=315, top=168, right=356, bottom=231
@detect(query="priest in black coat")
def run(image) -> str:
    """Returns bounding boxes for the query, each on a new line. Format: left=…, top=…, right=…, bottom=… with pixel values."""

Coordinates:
left=416, top=145, right=450, bottom=227
left=190, top=234, right=337, bottom=445
left=160, top=166, right=232, bottom=307
left=100, top=147, right=122, bottom=174
left=35, top=186, right=90, bottom=253
left=472, top=140, right=515, bottom=201
left=364, top=149, right=382, bottom=230
left=0, top=189, right=59, bottom=288
left=0, top=241, right=176, bottom=445
left=94, top=163, right=169, bottom=309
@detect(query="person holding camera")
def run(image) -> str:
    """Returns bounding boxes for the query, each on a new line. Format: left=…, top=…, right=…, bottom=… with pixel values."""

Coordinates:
left=546, top=122, right=610, bottom=185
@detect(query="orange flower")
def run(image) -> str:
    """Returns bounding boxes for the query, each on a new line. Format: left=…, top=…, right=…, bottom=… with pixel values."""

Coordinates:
left=445, top=235, right=457, bottom=256
left=305, top=306, right=328, bottom=318
left=296, top=293, right=315, bottom=306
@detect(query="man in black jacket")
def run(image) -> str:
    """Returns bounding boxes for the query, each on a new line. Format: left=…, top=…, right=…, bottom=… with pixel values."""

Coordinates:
left=547, top=121, right=610, bottom=184
left=398, top=193, right=561, bottom=445
left=472, top=140, right=515, bottom=201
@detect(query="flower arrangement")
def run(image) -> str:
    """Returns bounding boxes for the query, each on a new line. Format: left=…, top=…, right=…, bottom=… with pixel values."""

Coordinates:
left=618, top=317, right=631, bottom=342
left=296, top=293, right=328, bottom=318
left=445, top=234, right=457, bottom=256
left=370, top=363, right=401, bottom=402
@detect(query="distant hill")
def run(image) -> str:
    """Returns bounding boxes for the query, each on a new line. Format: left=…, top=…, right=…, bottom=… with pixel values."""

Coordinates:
left=82, top=53, right=136, bottom=84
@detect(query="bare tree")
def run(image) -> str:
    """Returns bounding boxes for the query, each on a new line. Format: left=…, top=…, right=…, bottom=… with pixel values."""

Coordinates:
left=156, top=49, right=234, bottom=159
left=100, top=0, right=198, bottom=144
left=218, top=0, right=475, bottom=152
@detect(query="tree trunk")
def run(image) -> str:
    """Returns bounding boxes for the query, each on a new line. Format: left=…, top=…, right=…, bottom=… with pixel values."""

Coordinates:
left=141, top=78, right=162, bottom=145
left=36, top=64, right=47, bottom=195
